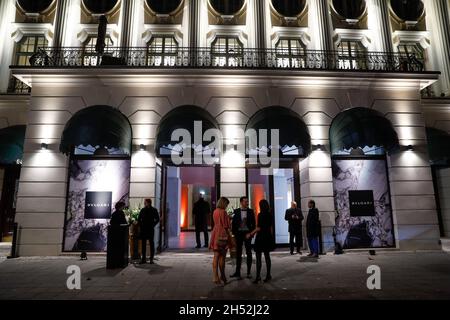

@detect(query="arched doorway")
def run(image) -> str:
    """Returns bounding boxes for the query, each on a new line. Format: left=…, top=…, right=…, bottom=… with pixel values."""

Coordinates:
left=245, top=106, right=311, bottom=245
left=0, top=125, right=26, bottom=243
left=330, top=107, right=399, bottom=249
left=426, top=127, right=450, bottom=238
left=156, top=105, right=220, bottom=250
left=61, top=105, right=133, bottom=252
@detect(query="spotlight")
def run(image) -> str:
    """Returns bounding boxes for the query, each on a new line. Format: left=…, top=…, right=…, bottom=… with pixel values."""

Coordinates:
left=40, top=143, right=48, bottom=150
left=406, top=145, right=414, bottom=151
left=313, top=144, right=324, bottom=151
left=139, top=144, right=146, bottom=151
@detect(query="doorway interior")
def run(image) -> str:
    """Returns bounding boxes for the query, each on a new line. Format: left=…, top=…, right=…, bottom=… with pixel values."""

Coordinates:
left=247, top=162, right=300, bottom=245
left=164, top=165, right=218, bottom=249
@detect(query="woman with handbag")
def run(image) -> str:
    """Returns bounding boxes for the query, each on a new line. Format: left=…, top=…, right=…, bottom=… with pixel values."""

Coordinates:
left=209, top=197, right=232, bottom=286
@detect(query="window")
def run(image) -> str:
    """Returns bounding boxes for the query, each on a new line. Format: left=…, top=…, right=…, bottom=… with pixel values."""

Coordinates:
left=211, top=36, right=243, bottom=67
left=147, top=36, right=179, bottom=67
left=398, top=43, right=424, bottom=59
left=275, top=38, right=306, bottom=68
left=82, top=36, right=114, bottom=66
left=337, top=40, right=366, bottom=70
left=8, top=35, right=48, bottom=93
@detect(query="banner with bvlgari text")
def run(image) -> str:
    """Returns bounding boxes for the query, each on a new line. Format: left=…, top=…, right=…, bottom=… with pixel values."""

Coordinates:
left=63, top=159, right=130, bottom=252
left=332, top=158, right=395, bottom=249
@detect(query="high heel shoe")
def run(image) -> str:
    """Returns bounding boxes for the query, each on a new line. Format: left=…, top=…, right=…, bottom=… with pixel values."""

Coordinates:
left=221, top=276, right=228, bottom=285
left=252, top=277, right=261, bottom=284
left=263, top=275, right=272, bottom=283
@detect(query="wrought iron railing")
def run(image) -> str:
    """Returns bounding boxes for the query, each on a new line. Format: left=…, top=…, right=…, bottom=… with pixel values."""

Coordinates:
left=22, top=47, right=425, bottom=72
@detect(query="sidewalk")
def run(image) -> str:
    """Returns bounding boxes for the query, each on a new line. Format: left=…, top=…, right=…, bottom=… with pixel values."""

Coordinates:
left=0, top=250, right=449, bottom=300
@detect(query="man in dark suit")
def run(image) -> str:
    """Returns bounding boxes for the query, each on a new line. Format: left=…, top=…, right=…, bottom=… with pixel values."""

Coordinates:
left=230, top=196, right=256, bottom=280
left=193, top=193, right=211, bottom=248
left=138, top=198, right=160, bottom=264
left=285, top=201, right=304, bottom=255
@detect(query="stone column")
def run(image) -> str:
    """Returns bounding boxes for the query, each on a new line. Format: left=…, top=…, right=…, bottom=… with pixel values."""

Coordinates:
left=120, top=0, right=132, bottom=47
left=188, top=0, right=201, bottom=48
left=53, top=0, right=69, bottom=47
left=0, top=0, right=16, bottom=93
left=424, top=0, right=450, bottom=96
left=308, top=0, right=333, bottom=51
left=367, top=0, right=394, bottom=52
left=253, top=0, right=267, bottom=50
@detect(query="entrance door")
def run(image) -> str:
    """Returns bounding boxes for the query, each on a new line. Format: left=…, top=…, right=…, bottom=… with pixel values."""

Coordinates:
left=0, top=165, right=21, bottom=243
left=247, top=163, right=300, bottom=245
left=163, top=165, right=218, bottom=249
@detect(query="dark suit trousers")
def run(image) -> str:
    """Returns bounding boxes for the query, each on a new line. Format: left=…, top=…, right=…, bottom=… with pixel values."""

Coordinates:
left=235, top=233, right=253, bottom=275
left=141, top=233, right=155, bottom=261
left=195, top=224, right=208, bottom=247
left=289, top=231, right=302, bottom=253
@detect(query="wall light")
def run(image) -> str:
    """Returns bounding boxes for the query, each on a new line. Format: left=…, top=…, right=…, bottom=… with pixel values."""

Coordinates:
left=312, top=144, right=325, bottom=151
left=139, top=144, right=146, bottom=151
left=41, top=143, right=48, bottom=150
left=405, top=145, right=414, bottom=151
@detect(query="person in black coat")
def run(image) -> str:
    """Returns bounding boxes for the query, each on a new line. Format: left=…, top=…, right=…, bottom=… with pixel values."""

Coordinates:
left=230, top=196, right=256, bottom=279
left=285, top=201, right=304, bottom=255
left=306, top=200, right=320, bottom=258
left=110, top=202, right=127, bottom=226
left=247, top=199, right=274, bottom=284
left=193, top=194, right=211, bottom=248
left=138, top=198, right=160, bottom=264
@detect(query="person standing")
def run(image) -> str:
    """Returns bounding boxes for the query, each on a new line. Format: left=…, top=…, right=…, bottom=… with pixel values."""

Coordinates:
left=193, top=194, right=211, bottom=248
left=247, top=199, right=274, bottom=284
left=209, top=197, right=232, bottom=286
left=306, top=200, right=320, bottom=258
left=230, top=196, right=256, bottom=280
left=285, top=201, right=304, bottom=255
left=138, top=198, right=160, bottom=264
left=110, top=202, right=127, bottom=226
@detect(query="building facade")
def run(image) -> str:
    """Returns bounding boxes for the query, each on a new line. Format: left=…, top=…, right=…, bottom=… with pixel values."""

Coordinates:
left=0, top=0, right=449, bottom=256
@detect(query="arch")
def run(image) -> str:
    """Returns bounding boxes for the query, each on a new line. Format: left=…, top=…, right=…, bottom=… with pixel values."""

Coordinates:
left=0, top=125, right=26, bottom=165
left=329, top=107, right=399, bottom=155
left=17, top=0, right=54, bottom=13
left=209, top=0, right=245, bottom=16
left=146, top=0, right=183, bottom=15
left=271, top=0, right=307, bottom=17
left=59, top=105, right=132, bottom=156
left=390, top=0, right=425, bottom=22
left=246, top=106, right=311, bottom=157
left=426, top=127, right=450, bottom=166
left=155, top=105, right=219, bottom=157
left=332, top=0, right=367, bottom=20
left=82, top=0, right=119, bottom=14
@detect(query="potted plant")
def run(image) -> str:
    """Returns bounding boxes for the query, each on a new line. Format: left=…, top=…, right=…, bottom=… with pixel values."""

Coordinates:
left=124, top=206, right=141, bottom=260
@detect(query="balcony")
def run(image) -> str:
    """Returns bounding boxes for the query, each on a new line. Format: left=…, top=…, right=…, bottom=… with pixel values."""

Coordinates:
left=21, top=47, right=425, bottom=73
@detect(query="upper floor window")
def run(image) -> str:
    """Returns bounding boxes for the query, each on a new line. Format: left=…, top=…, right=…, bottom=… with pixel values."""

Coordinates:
left=398, top=43, right=424, bottom=59
left=8, top=35, right=48, bottom=93
left=275, top=38, right=306, bottom=68
left=147, top=36, right=179, bottom=67
left=271, top=0, right=306, bottom=17
left=82, top=0, right=119, bottom=14
left=337, top=40, right=366, bottom=70
left=146, top=0, right=183, bottom=14
left=82, top=36, right=114, bottom=66
left=390, top=0, right=424, bottom=22
left=332, top=0, right=366, bottom=20
left=211, top=36, right=243, bottom=67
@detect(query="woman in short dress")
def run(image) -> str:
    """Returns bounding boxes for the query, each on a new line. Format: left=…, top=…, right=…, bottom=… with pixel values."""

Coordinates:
left=209, top=197, right=231, bottom=285
left=247, top=199, right=275, bottom=283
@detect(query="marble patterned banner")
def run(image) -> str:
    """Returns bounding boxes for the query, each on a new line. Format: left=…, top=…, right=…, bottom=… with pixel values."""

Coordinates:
left=332, top=158, right=395, bottom=249
left=63, top=159, right=131, bottom=252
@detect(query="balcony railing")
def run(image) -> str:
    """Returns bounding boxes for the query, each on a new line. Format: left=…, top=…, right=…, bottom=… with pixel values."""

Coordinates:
left=22, top=47, right=425, bottom=73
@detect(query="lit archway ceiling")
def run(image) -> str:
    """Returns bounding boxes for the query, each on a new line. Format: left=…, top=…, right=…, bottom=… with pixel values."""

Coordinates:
left=332, top=0, right=366, bottom=20
left=83, top=0, right=119, bottom=14
left=0, top=125, right=26, bottom=165
left=210, top=0, right=245, bottom=16
left=60, top=105, right=132, bottom=156
left=330, top=107, right=399, bottom=155
left=390, top=0, right=424, bottom=21
left=146, top=0, right=182, bottom=14
left=271, top=0, right=306, bottom=17
left=17, top=0, right=53, bottom=13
